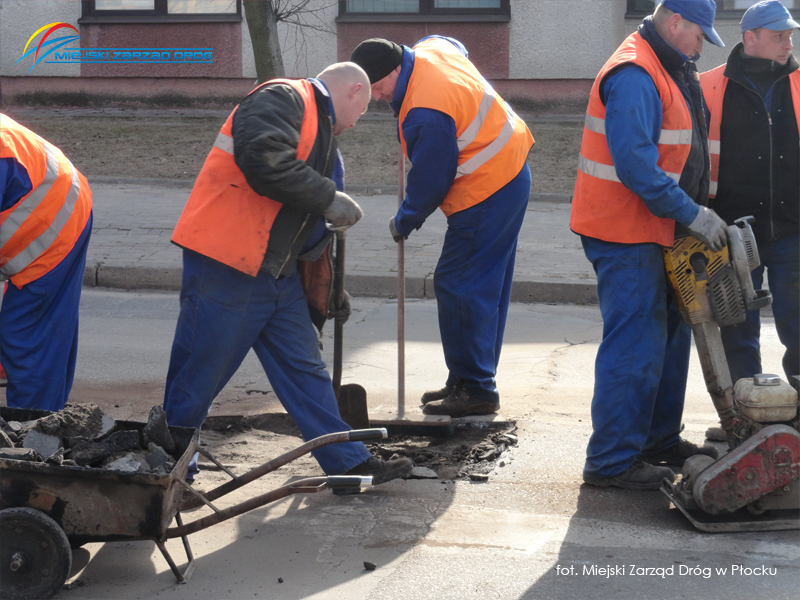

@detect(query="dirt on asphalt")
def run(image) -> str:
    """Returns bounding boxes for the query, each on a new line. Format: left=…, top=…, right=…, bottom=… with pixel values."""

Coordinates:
left=4, top=110, right=582, bottom=194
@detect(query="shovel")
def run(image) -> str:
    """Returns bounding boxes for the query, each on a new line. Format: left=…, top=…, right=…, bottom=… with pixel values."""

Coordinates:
left=332, top=231, right=370, bottom=430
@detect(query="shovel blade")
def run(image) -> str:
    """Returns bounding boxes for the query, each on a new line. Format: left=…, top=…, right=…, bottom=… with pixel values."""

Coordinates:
left=336, top=384, right=370, bottom=430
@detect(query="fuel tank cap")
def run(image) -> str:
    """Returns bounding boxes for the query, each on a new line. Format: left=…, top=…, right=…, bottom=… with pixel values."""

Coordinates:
left=753, top=373, right=781, bottom=386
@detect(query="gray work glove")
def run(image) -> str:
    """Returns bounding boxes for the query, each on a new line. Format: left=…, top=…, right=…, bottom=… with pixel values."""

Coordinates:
left=330, top=289, right=351, bottom=323
left=389, top=216, right=403, bottom=243
left=688, top=206, right=727, bottom=252
left=324, top=191, right=363, bottom=232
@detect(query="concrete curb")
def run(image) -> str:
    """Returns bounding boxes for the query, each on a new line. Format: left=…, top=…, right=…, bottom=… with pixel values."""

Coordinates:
left=84, top=263, right=598, bottom=305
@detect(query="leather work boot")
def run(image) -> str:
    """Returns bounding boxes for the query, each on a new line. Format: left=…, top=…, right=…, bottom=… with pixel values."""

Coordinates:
left=422, top=387, right=499, bottom=417
left=420, top=381, right=461, bottom=404
left=332, top=455, right=414, bottom=496
left=583, top=460, right=676, bottom=491
left=638, top=439, right=719, bottom=467
left=705, top=426, right=727, bottom=442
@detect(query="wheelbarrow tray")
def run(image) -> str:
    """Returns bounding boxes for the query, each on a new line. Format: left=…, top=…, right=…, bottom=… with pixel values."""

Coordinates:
left=0, top=406, right=198, bottom=546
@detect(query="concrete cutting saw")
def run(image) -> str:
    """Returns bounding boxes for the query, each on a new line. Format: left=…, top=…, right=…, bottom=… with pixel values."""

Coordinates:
left=661, top=216, right=800, bottom=532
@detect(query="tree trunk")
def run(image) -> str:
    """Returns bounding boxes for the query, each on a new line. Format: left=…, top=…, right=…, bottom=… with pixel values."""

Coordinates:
left=243, top=0, right=285, bottom=83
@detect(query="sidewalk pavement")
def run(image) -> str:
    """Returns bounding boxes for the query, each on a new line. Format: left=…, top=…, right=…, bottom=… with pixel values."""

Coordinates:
left=83, top=178, right=597, bottom=304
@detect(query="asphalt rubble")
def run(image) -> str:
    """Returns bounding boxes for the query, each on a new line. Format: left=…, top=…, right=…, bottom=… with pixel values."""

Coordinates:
left=0, top=404, right=181, bottom=476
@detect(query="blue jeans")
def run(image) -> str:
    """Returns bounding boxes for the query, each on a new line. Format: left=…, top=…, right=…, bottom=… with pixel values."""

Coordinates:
left=0, top=214, right=92, bottom=412
left=581, top=237, right=691, bottom=478
left=720, top=233, right=799, bottom=388
left=434, top=164, right=531, bottom=402
left=163, top=250, right=370, bottom=479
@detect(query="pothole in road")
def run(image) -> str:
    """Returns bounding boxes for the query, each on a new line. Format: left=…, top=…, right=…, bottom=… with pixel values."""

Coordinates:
left=198, top=414, right=518, bottom=482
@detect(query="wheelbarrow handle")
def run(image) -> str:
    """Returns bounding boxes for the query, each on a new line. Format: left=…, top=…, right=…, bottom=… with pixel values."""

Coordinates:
left=348, top=427, right=388, bottom=442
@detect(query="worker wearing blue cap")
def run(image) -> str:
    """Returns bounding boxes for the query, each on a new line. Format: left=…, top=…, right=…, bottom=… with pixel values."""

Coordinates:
left=701, top=0, right=800, bottom=398
left=571, top=0, right=725, bottom=490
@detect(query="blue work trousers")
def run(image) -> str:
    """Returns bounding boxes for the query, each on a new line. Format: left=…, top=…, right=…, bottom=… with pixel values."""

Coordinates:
left=163, top=250, right=370, bottom=478
left=435, top=164, right=531, bottom=402
left=0, top=214, right=92, bottom=412
left=720, top=233, right=799, bottom=388
left=581, top=237, right=691, bottom=478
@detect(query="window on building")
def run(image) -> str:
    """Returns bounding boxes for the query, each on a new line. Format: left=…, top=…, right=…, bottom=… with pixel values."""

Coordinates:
left=627, top=0, right=796, bottom=15
left=338, top=0, right=510, bottom=20
left=81, top=0, right=241, bottom=22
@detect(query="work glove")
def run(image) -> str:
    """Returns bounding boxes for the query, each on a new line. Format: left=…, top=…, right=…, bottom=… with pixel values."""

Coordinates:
left=389, top=217, right=403, bottom=243
left=324, top=192, right=363, bottom=232
left=688, top=206, right=727, bottom=252
left=330, top=290, right=351, bottom=323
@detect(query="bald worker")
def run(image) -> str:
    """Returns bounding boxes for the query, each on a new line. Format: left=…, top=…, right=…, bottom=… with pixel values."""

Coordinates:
left=164, top=62, right=413, bottom=493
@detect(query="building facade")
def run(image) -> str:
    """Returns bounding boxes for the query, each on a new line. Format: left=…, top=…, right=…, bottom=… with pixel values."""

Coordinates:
left=0, top=0, right=795, bottom=108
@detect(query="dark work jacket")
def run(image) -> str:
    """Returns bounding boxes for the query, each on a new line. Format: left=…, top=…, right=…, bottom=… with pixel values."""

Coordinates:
left=232, top=82, right=337, bottom=278
left=714, top=44, right=800, bottom=242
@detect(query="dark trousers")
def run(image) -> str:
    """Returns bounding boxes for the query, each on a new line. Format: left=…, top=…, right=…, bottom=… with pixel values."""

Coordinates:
left=581, top=237, right=691, bottom=478
left=435, top=163, right=531, bottom=402
left=720, top=233, right=799, bottom=388
left=163, top=249, right=370, bottom=478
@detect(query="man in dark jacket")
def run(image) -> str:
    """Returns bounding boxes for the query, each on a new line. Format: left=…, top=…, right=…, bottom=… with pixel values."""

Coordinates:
left=164, top=62, right=412, bottom=492
left=701, top=0, right=800, bottom=390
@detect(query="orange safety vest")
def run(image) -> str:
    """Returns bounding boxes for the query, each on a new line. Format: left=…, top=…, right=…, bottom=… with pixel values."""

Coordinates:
left=0, top=114, right=92, bottom=288
left=398, top=38, right=534, bottom=217
left=700, top=66, right=800, bottom=200
left=571, top=31, right=694, bottom=247
left=172, top=79, right=318, bottom=276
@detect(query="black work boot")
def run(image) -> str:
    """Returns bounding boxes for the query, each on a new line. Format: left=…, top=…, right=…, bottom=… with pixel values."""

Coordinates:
left=421, top=380, right=461, bottom=404
left=638, top=439, right=719, bottom=467
left=422, top=387, right=499, bottom=417
left=332, top=456, right=414, bottom=496
left=583, top=460, right=676, bottom=491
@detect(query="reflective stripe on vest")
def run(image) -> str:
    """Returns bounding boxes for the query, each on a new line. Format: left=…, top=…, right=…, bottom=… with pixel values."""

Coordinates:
left=701, top=66, right=800, bottom=200
left=213, top=131, right=234, bottom=154
left=580, top=113, right=687, bottom=183
left=1, top=115, right=91, bottom=286
left=398, top=38, right=533, bottom=216
left=570, top=31, right=694, bottom=247
left=171, top=79, right=319, bottom=276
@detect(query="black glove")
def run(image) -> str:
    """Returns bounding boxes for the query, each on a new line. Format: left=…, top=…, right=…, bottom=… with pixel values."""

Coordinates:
left=331, top=290, right=351, bottom=323
left=389, top=216, right=403, bottom=243
left=324, top=192, right=363, bottom=232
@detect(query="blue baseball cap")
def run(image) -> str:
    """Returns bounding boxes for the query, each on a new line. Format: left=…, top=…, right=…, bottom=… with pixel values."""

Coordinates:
left=661, top=0, right=726, bottom=47
left=740, top=1, right=800, bottom=32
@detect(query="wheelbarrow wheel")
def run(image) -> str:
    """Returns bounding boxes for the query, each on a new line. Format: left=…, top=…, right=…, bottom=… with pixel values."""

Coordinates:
left=0, top=507, right=72, bottom=600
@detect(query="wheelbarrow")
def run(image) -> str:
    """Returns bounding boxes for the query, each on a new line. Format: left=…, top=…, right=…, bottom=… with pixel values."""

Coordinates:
left=0, top=406, right=387, bottom=599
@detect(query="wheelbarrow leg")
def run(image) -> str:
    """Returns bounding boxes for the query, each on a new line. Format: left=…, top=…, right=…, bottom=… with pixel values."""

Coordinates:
left=156, top=512, right=196, bottom=583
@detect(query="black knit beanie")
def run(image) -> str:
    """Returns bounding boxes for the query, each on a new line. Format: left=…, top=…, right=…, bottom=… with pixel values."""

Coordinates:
left=350, top=38, right=403, bottom=84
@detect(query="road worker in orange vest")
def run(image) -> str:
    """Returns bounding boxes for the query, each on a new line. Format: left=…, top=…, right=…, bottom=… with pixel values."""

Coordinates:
left=350, top=36, right=534, bottom=418
left=1, top=115, right=93, bottom=412
left=700, top=0, right=799, bottom=394
left=163, top=63, right=413, bottom=492
left=570, top=0, right=723, bottom=491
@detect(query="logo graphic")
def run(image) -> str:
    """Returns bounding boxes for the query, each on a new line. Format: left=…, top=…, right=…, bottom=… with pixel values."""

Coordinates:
left=17, top=22, right=81, bottom=73
left=17, top=22, right=214, bottom=73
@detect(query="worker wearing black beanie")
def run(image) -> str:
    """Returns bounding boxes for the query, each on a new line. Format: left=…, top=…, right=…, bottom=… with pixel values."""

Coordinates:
left=349, top=38, right=403, bottom=84
left=349, top=33, right=535, bottom=420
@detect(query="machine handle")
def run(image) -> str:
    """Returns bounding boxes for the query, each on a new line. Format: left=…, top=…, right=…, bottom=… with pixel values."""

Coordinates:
left=746, top=289, right=772, bottom=311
